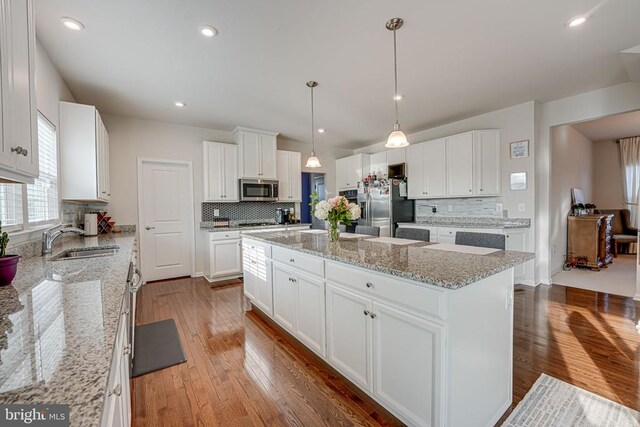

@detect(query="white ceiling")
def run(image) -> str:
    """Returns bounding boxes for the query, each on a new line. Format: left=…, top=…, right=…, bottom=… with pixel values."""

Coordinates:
left=34, top=0, right=640, bottom=149
left=572, top=110, right=640, bottom=142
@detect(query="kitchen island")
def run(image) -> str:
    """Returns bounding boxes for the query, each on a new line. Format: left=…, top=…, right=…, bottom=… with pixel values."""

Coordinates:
left=241, top=230, right=534, bottom=427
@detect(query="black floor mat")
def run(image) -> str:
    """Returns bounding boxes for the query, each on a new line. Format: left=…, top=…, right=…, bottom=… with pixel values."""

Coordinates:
left=131, top=319, right=187, bottom=377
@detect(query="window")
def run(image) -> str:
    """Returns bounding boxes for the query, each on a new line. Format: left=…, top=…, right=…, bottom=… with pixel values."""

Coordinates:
left=0, top=112, right=60, bottom=233
left=27, top=114, right=59, bottom=226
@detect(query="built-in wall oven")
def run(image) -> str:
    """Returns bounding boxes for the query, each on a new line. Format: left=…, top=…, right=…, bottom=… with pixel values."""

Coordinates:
left=239, top=179, right=279, bottom=201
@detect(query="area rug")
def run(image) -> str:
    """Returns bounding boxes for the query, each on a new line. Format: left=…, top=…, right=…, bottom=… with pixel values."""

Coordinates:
left=503, top=374, right=640, bottom=426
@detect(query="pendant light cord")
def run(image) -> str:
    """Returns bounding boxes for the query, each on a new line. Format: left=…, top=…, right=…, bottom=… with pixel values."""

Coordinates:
left=310, top=85, right=315, bottom=153
left=393, top=28, right=399, bottom=125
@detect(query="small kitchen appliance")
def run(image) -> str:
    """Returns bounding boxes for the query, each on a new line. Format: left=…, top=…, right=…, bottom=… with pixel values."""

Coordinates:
left=84, top=213, right=98, bottom=236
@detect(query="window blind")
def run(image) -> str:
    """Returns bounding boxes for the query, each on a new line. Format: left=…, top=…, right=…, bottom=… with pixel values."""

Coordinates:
left=0, top=184, right=23, bottom=231
left=27, top=114, right=59, bottom=226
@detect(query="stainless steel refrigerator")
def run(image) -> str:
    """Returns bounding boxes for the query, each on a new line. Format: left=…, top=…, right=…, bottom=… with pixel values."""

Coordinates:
left=357, top=181, right=414, bottom=237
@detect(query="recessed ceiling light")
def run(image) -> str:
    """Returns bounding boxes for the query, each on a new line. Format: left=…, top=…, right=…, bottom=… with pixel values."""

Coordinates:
left=60, top=17, right=84, bottom=31
left=393, top=94, right=403, bottom=101
left=174, top=101, right=186, bottom=108
left=568, top=16, right=587, bottom=27
left=200, top=26, right=218, bottom=38
left=317, top=128, right=325, bottom=134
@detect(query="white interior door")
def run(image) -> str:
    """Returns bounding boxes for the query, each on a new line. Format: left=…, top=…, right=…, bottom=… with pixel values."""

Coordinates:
left=138, top=159, right=194, bottom=282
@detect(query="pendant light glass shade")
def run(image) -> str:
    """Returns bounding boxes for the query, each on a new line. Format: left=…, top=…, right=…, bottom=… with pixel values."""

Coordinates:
left=305, top=81, right=322, bottom=168
left=305, top=153, right=321, bottom=168
left=385, top=18, right=409, bottom=149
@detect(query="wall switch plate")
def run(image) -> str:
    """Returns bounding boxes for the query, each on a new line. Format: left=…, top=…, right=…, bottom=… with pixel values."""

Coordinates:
left=496, top=203, right=503, bottom=212
left=214, top=209, right=220, bottom=217
left=518, top=203, right=525, bottom=212
left=448, top=205, right=453, bottom=212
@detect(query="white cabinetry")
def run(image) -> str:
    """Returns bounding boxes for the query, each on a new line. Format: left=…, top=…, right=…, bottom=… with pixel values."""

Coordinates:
left=101, top=296, right=131, bottom=427
left=474, top=130, right=501, bottom=196
left=0, top=0, right=38, bottom=183
left=277, top=150, right=301, bottom=201
left=336, top=154, right=370, bottom=190
left=385, top=147, right=405, bottom=166
left=372, top=302, right=443, bottom=427
left=206, top=231, right=242, bottom=282
left=59, top=102, right=111, bottom=201
left=326, top=284, right=372, bottom=390
left=369, top=151, right=387, bottom=178
left=446, top=133, right=474, bottom=197
left=233, top=127, right=278, bottom=179
left=203, top=141, right=238, bottom=202
left=407, top=139, right=446, bottom=199
left=407, top=129, right=501, bottom=200
left=271, top=248, right=326, bottom=358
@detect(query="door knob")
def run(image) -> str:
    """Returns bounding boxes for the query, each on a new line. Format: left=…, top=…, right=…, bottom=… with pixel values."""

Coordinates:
left=145, top=226, right=155, bottom=230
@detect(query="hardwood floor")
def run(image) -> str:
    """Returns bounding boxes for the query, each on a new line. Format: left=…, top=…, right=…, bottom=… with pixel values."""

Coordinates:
left=132, top=278, right=640, bottom=426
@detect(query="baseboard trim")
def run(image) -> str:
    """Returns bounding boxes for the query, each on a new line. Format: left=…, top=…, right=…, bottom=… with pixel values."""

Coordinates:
left=516, top=279, right=538, bottom=287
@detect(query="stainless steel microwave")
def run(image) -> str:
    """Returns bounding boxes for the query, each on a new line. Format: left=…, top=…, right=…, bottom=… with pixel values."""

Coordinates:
left=239, top=179, right=279, bottom=201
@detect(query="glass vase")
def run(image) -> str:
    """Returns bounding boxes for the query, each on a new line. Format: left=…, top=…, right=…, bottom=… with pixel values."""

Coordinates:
left=328, top=222, right=340, bottom=242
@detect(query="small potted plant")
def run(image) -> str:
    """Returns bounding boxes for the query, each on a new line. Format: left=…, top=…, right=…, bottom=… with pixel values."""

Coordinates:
left=310, top=193, right=361, bottom=242
left=0, top=224, right=19, bottom=286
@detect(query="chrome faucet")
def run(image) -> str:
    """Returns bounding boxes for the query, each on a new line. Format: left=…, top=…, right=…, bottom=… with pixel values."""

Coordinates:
left=42, top=225, right=85, bottom=255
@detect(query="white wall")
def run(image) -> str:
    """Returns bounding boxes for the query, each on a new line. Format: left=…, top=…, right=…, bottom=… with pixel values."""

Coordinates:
left=35, top=39, right=75, bottom=128
left=103, top=114, right=351, bottom=275
left=549, top=125, right=594, bottom=274
left=356, top=102, right=537, bottom=284
left=592, top=140, right=625, bottom=209
left=536, top=81, right=640, bottom=289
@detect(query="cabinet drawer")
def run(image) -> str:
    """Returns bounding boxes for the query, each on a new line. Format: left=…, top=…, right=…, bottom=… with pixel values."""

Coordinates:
left=210, top=230, right=241, bottom=241
left=273, top=246, right=324, bottom=277
left=326, top=262, right=445, bottom=321
left=243, top=239, right=272, bottom=258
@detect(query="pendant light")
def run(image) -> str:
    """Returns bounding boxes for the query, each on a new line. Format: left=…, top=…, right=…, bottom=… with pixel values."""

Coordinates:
left=385, top=18, right=409, bottom=148
left=305, top=81, right=322, bottom=168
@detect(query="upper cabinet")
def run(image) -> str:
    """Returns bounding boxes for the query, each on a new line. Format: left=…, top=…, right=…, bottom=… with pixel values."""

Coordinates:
left=277, top=150, right=301, bottom=202
left=59, top=102, right=111, bottom=201
left=233, top=127, right=278, bottom=179
left=336, top=154, right=369, bottom=191
left=473, top=130, right=501, bottom=196
left=203, top=141, right=239, bottom=202
left=407, top=129, right=501, bottom=199
left=385, top=147, right=405, bottom=166
left=407, top=138, right=446, bottom=199
left=369, top=151, right=387, bottom=178
left=446, top=133, right=474, bottom=197
left=0, top=0, right=38, bottom=183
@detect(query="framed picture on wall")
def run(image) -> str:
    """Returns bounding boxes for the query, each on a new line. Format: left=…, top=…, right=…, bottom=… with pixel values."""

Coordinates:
left=510, top=140, right=529, bottom=159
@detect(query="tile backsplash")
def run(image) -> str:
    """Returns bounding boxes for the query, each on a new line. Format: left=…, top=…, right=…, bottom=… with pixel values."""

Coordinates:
left=202, top=202, right=295, bottom=222
left=62, top=201, right=109, bottom=227
left=416, top=197, right=504, bottom=220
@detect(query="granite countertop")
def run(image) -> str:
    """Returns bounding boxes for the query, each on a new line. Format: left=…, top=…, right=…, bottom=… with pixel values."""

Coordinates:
left=200, top=222, right=311, bottom=232
left=400, top=217, right=531, bottom=229
left=0, top=233, right=137, bottom=426
left=244, top=231, right=534, bottom=290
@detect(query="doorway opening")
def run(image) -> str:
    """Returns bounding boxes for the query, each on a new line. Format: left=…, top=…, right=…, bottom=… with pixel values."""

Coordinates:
left=301, top=172, right=325, bottom=225
left=549, top=110, right=640, bottom=297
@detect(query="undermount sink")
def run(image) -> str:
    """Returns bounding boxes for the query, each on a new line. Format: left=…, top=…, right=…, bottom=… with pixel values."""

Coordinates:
left=52, top=247, right=119, bottom=261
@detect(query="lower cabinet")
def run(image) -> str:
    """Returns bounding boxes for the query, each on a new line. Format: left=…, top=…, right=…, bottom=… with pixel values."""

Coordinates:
left=101, top=300, right=131, bottom=427
left=372, top=302, right=443, bottom=427
left=326, top=284, right=372, bottom=390
left=210, top=239, right=242, bottom=278
left=272, top=262, right=326, bottom=357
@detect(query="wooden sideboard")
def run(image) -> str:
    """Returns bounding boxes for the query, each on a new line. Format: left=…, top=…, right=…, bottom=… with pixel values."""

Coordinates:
left=567, top=214, right=613, bottom=270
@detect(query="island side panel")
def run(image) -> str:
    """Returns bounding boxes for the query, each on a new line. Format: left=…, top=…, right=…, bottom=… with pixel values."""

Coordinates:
left=446, top=268, right=514, bottom=427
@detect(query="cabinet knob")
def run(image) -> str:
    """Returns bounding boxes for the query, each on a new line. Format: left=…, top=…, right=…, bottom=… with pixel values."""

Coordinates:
left=109, top=384, right=122, bottom=397
left=289, top=258, right=295, bottom=263
left=364, top=310, right=370, bottom=316
left=145, top=226, right=155, bottom=230
left=124, top=344, right=131, bottom=355
left=11, top=146, right=28, bottom=156
left=365, top=282, right=373, bottom=288
left=469, top=189, right=472, bottom=192
left=370, top=312, right=377, bottom=319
